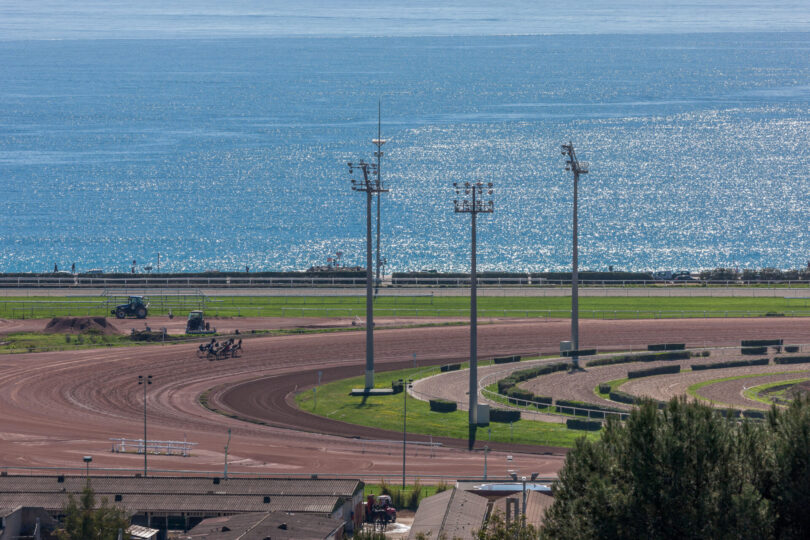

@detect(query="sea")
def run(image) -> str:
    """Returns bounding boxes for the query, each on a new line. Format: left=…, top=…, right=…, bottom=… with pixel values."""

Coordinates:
left=1, top=1, right=810, bottom=274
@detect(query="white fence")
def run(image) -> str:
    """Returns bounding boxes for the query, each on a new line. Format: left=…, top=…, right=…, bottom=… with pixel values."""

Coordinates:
left=110, top=438, right=197, bottom=457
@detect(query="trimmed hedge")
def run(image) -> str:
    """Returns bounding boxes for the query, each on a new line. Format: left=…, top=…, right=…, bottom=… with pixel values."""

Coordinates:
left=741, top=339, right=783, bottom=347
left=741, top=346, right=768, bottom=355
left=490, top=409, right=521, bottom=423
left=692, top=358, right=769, bottom=371
left=391, top=381, right=404, bottom=394
left=628, top=365, right=680, bottom=379
left=742, top=410, right=767, bottom=419
left=692, top=350, right=711, bottom=357
left=497, top=362, right=568, bottom=394
left=494, top=355, right=521, bottom=364
left=774, top=356, right=810, bottom=365
left=598, top=383, right=612, bottom=394
left=429, top=399, right=457, bottom=413
left=609, top=390, right=638, bottom=405
left=785, top=345, right=800, bottom=353
left=562, top=349, right=597, bottom=357
left=587, top=350, right=691, bottom=367
left=566, top=419, right=603, bottom=431
left=440, top=363, right=461, bottom=372
left=648, top=343, right=686, bottom=351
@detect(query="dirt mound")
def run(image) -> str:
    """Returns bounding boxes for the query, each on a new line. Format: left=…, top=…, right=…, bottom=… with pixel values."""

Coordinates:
left=44, top=317, right=120, bottom=335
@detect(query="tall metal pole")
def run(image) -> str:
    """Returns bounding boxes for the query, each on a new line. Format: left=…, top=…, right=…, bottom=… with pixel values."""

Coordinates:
left=373, top=100, right=386, bottom=294
left=138, top=375, right=152, bottom=477
left=454, top=181, right=493, bottom=448
left=561, top=142, right=588, bottom=368
left=402, top=379, right=411, bottom=488
left=349, top=161, right=387, bottom=389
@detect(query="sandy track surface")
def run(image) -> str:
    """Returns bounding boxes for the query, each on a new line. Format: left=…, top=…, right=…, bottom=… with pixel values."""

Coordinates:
left=1, top=316, right=808, bottom=479
left=621, top=366, right=810, bottom=410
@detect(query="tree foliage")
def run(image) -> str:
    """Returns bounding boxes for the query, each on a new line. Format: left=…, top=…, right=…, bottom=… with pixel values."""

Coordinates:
left=542, top=397, right=810, bottom=540
left=57, top=484, right=130, bottom=540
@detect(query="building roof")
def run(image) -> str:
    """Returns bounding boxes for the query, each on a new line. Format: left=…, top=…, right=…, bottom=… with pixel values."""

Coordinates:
left=0, top=476, right=361, bottom=517
left=491, top=490, right=554, bottom=530
left=127, top=524, right=160, bottom=539
left=182, top=512, right=343, bottom=540
left=0, top=476, right=361, bottom=498
left=409, top=488, right=488, bottom=540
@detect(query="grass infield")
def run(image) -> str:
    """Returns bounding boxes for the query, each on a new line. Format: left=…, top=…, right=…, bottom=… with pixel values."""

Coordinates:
left=2, top=294, right=810, bottom=319
left=294, top=365, right=598, bottom=448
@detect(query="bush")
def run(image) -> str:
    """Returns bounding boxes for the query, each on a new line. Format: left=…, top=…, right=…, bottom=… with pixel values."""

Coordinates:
left=741, top=339, right=783, bottom=347
left=741, top=346, right=768, bottom=355
left=774, top=356, right=810, bottom=365
left=566, top=419, right=603, bottom=431
left=490, top=409, right=521, bottom=423
left=609, top=390, right=638, bottom=404
left=391, top=381, right=403, bottom=394
left=785, top=345, right=800, bottom=353
left=598, top=383, right=612, bottom=394
left=691, top=350, right=711, bottom=357
left=587, top=350, right=690, bottom=367
left=440, top=363, right=461, bottom=372
left=628, top=365, right=680, bottom=379
left=494, top=355, right=521, bottom=364
left=692, top=358, right=769, bottom=370
left=648, top=343, right=686, bottom=351
left=429, top=399, right=457, bottom=412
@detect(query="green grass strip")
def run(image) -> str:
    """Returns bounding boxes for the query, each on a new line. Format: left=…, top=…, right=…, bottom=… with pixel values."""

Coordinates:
left=4, top=294, right=810, bottom=319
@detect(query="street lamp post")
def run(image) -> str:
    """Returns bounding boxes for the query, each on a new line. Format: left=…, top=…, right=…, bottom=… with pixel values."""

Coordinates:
left=138, top=375, right=152, bottom=477
left=561, top=142, right=588, bottom=368
left=349, top=161, right=388, bottom=389
left=401, top=378, right=413, bottom=488
left=510, top=471, right=539, bottom=524
left=83, top=455, right=92, bottom=482
left=454, top=181, right=493, bottom=448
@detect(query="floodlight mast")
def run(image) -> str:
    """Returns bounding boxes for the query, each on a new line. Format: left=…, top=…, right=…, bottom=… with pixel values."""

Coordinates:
left=561, top=142, right=588, bottom=368
left=454, top=181, right=494, bottom=449
left=349, top=160, right=388, bottom=389
left=373, top=99, right=387, bottom=296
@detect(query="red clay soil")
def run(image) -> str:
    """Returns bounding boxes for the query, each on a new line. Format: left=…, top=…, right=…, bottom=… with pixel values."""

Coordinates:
left=43, top=317, right=120, bottom=335
left=1, top=317, right=809, bottom=480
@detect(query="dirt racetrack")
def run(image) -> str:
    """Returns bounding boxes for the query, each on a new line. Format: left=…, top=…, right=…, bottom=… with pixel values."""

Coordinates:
left=1, top=316, right=808, bottom=480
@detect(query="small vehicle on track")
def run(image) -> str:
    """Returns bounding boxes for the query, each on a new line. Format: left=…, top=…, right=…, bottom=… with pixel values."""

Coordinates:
left=365, top=494, right=396, bottom=531
left=111, top=296, right=149, bottom=319
left=186, top=310, right=215, bottom=334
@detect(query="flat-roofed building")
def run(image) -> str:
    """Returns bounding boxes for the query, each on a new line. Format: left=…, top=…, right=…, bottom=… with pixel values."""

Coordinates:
left=0, top=476, right=363, bottom=536
left=181, top=511, right=344, bottom=540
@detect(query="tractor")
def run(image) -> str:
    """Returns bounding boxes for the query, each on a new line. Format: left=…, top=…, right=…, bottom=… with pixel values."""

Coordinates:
left=111, top=296, right=149, bottom=319
left=186, top=310, right=215, bottom=334
left=365, top=494, right=396, bottom=530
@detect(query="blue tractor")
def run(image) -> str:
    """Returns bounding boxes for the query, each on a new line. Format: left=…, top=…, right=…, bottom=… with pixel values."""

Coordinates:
left=111, top=296, right=149, bottom=319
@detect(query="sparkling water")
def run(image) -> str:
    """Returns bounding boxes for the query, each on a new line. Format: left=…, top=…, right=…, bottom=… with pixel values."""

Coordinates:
left=1, top=3, right=809, bottom=273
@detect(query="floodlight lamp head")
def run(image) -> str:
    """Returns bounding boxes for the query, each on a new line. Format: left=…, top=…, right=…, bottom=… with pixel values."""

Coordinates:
left=510, top=472, right=518, bottom=481
left=531, top=472, right=539, bottom=481
left=83, top=456, right=92, bottom=463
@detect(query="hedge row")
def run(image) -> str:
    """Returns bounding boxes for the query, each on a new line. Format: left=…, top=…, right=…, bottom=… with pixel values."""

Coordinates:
left=647, top=343, right=686, bottom=351
left=598, top=383, right=612, bottom=394
left=774, top=356, right=810, bottom=365
left=785, top=345, right=800, bottom=353
left=628, top=365, right=680, bottom=379
left=693, top=350, right=711, bottom=357
left=587, top=350, right=691, bottom=367
left=741, top=339, right=782, bottom=347
left=440, top=363, right=461, bottom=372
left=566, top=419, right=603, bottom=431
left=562, top=349, right=597, bottom=357
left=506, top=387, right=552, bottom=405
left=692, top=358, right=769, bottom=371
left=490, top=409, right=521, bottom=423
left=497, top=362, right=568, bottom=394
left=494, top=355, right=521, bottom=364
left=609, top=390, right=638, bottom=405
left=429, top=399, right=457, bottom=413
left=742, top=410, right=767, bottom=419
left=742, top=346, right=768, bottom=355
left=391, top=381, right=404, bottom=394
